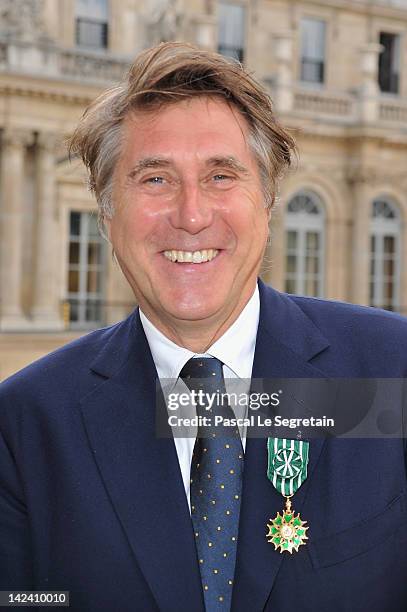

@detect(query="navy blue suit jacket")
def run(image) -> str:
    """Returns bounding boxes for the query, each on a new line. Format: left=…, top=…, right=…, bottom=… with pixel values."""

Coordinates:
left=1, top=280, right=407, bottom=611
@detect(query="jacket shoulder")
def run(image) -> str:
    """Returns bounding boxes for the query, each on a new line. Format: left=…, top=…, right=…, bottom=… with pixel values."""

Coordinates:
left=287, top=294, right=407, bottom=375
left=0, top=313, right=136, bottom=399
left=289, top=294, right=407, bottom=338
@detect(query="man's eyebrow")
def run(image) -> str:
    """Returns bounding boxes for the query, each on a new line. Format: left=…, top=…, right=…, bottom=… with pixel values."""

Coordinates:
left=128, top=157, right=172, bottom=177
left=128, top=155, right=250, bottom=176
left=206, top=156, right=250, bottom=175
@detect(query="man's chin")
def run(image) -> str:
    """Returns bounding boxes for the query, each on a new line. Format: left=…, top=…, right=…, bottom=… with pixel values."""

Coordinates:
left=164, top=303, right=222, bottom=323
left=157, top=292, right=229, bottom=323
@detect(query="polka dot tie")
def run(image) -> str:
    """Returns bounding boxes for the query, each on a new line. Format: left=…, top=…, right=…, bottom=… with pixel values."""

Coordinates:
left=180, top=357, right=243, bottom=611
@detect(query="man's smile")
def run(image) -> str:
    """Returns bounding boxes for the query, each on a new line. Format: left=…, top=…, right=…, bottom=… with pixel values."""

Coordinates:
left=162, top=249, right=220, bottom=263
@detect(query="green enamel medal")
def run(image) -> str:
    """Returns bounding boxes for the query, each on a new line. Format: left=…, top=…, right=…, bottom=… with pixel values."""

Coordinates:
left=266, top=438, right=309, bottom=554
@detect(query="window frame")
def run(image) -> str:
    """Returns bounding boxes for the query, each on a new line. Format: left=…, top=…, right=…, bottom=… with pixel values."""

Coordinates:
left=67, top=210, right=106, bottom=329
left=369, top=198, right=401, bottom=312
left=75, top=0, right=109, bottom=50
left=284, top=191, right=325, bottom=298
left=217, top=0, right=247, bottom=63
left=299, top=16, right=327, bottom=86
left=378, top=31, right=401, bottom=95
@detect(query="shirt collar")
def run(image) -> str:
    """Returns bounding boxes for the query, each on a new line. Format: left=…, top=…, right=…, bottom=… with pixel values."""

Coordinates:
left=139, top=284, right=260, bottom=381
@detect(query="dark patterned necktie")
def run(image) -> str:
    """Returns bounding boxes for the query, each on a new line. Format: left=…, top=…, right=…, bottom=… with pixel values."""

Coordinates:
left=180, top=357, right=244, bottom=610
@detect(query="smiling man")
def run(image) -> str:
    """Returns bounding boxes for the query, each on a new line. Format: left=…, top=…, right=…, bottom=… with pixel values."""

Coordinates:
left=1, top=42, right=407, bottom=612
left=107, top=97, right=270, bottom=351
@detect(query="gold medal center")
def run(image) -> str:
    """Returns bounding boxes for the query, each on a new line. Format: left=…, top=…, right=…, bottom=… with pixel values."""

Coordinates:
left=281, top=525, right=294, bottom=538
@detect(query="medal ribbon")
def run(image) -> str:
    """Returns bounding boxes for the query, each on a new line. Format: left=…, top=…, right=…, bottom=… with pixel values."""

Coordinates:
left=267, top=438, right=309, bottom=496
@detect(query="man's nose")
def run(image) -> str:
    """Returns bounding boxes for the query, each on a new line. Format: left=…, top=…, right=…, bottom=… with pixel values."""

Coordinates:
left=169, top=182, right=214, bottom=234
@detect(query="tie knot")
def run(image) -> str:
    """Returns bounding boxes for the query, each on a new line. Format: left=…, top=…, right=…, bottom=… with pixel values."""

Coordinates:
left=179, top=357, right=226, bottom=403
left=180, top=357, right=241, bottom=440
left=179, top=357, right=224, bottom=382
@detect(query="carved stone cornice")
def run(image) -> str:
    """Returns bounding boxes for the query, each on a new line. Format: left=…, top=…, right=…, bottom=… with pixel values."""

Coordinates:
left=0, top=83, right=93, bottom=106
left=346, top=165, right=407, bottom=186
left=2, top=127, right=34, bottom=148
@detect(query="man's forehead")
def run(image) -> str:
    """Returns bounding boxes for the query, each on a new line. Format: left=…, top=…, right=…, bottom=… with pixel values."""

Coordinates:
left=121, top=97, right=253, bottom=166
left=124, top=96, right=250, bottom=137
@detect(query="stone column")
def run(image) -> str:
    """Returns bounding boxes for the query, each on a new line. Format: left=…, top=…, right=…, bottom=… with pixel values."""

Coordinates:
left=31, top=132, right=64, bottom=329
left=272, top=31, right=294, bottom=114
left=358, top=43, right=383, bottom=124
left=261, top=206, right=285, bottom=290
left=350, top=174, right=371, bottom=306
left=0, top=128, right=32, bottom=330
left=325, top=215, right=348, bottom=301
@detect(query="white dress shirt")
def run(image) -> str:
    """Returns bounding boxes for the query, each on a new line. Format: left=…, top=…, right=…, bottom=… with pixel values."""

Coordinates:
left=140, top=286, right=260, bottom=509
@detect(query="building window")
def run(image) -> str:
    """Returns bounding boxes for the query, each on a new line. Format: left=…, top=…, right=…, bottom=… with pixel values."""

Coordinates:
left=218, top=1, right=245, bottom=62
left=370, top=199, right=401, bottom=311
left=378, top=32, right=400, bottom=94
left=284, top=191, right=325, bottom=297
left=300, top=17, right=326, bottom=84
left=75, top=0, right=108, bottom=49
left=67, top=212, right=106, bottom=328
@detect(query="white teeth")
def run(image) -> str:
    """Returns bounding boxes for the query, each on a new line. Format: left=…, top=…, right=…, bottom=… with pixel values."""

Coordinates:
left=163, top=249, right=219, bottom=263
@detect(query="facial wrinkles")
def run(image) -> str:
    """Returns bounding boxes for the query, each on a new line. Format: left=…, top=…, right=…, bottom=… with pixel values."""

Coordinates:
left=116, top=238, right=246, bottom=347
left=123, top=100, right=260, bottom=175
left=121, top=175, right=257, bottom=256
left=113, top=183, right=265, bottom=289
left=107, top=98, right=268, bottom=350
left=113, top=176, right=264, bottom=263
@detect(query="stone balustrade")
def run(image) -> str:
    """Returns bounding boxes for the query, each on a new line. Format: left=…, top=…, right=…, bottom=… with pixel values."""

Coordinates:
left=59, top=49, right=129, bottom=83
left=292, top=88, right=356, bottom=120
left=379, top=99, right=407, bottom=122
left=0, top=37, right=130, bottom=84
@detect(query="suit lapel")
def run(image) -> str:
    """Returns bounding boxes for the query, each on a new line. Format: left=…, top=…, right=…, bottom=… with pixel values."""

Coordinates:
left=80, top=312, right=204, bottom=612
left=232, top=282, right=331, bottom=611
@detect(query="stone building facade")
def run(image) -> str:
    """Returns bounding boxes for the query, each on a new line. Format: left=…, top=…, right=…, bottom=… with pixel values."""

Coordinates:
left=0, top=0, right=406, bottom=379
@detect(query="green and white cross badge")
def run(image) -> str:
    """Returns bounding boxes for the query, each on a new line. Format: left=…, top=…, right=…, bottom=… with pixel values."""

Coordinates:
left=266, top=438, right=309, bottom=554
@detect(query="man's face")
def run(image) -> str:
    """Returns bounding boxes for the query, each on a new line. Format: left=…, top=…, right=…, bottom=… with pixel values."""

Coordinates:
left=107, top=97, right=269, bottom=334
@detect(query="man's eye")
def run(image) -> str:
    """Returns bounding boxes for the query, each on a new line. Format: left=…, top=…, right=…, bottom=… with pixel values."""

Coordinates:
left=213, top=174, right=231, bottom=181
left=145, top=176, right=165, bottom=184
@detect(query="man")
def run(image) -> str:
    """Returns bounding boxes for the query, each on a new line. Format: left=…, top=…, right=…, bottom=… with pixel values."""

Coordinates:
left=0, top=42, right=406, bottom=612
